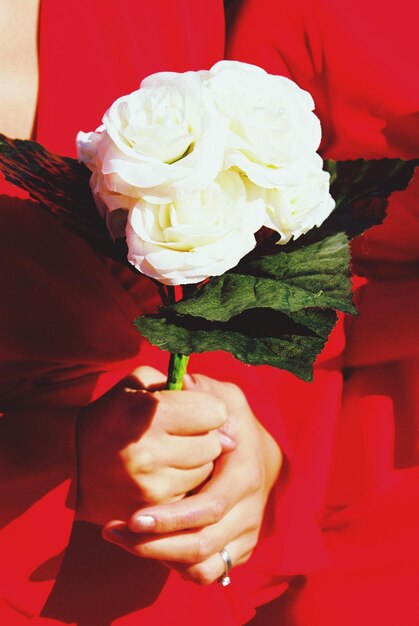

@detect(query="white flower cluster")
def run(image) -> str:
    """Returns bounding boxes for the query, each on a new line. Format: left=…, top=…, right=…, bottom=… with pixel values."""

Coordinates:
left=77, top=61, right=334, bottom=285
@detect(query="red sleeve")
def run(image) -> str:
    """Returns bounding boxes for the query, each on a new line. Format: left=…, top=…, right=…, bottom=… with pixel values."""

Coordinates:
left=226, top=0, right=419, bottom=621
left=1, top=1, right=226, bottom=621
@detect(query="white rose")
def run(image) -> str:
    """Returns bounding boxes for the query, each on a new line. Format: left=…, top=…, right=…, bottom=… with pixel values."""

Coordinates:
left=126, top=170, right=265, bottom=285
left=77, top=70, right=227, bottom=207
left=76, top=129, right=132, bottom=238
left=207, top=60, right=321, bottom=188
left=248, top=154, right=335, bottom=243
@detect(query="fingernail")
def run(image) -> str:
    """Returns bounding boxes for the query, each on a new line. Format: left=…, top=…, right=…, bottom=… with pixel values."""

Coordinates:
left=103, top=527, right=125, bottom=543
left=219, top=431, right=236, bottom=451
left=183, top=373, right=203, bottom=390
left=182, top=373, right=195, bottom=388
left=131, top=514, right=156, bottom=531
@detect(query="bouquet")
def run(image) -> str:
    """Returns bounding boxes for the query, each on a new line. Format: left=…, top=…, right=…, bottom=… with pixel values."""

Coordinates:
left=0, top=61, right=417, bottom=387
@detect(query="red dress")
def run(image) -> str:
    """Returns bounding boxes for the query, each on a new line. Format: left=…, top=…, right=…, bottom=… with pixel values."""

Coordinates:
left=0, top=2, right=276, bottom=625
left=227, top=0, right=419, bottom=624
left=2, top=1, right=418, bottom=625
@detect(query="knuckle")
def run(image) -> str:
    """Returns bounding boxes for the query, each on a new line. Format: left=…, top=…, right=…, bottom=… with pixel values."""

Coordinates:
left=246, top=462, right=264, bottom=493
left=224, top=381, right=246, bottom=404
left=240, top=530, right=260, bottom=559
left=130, top=542, right=151, bottom=559
left=247, top=516, right=262, bottom=535
left=207, top=495, right=228, bottom=523
left=132, top=448, right=156, bottom=474
left=190, top=563, right=216, bottom=586
left=136, top=477, right=169, bottom=505
left=250, top=529, right=261, bottom=547
left=246, top=522, right=261, bottom=545
left=237, top=549, right=253, bottom=566
left=194, top=533, right=215, bottom=562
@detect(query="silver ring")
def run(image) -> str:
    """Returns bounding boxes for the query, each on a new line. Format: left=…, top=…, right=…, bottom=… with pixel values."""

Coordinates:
left=218, top=548, right=232, bottom=586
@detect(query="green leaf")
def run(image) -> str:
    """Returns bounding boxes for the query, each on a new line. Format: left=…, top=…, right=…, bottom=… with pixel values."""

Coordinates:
left=167, top=233, right=356, bottom=322
left=135, top=307, right=337, bottom=382
left=0, top=134, right=129, bottom=264
left=135, top=233, right=350, bottom=380
left=2, top=135, right=417, bottom=381
left=323, top=158, right=419, bottom=239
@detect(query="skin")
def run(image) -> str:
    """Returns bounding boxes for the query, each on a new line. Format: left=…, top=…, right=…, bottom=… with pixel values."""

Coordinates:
left=77, top=365, right=282, bottom=584
left=102, top=370, right=282, bottom=585
left=1, top=0, right=283, bottom=585
left=0, top=0, right=39, bottom=138
left=76, top=366, right=237, bottom=526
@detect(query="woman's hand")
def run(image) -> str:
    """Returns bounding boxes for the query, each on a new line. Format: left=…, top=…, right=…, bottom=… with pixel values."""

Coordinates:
left=102, top=374, right=282, bottom=585
left=76, top=367, right=234, bottom=526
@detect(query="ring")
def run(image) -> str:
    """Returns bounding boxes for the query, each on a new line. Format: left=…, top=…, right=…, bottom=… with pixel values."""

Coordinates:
left=218, top=548, right=232, bottom=586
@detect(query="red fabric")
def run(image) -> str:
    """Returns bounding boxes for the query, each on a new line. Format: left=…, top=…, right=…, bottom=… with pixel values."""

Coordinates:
left=227, top=0, right=419, bottom=624
left=2, top=0, right=419, bottom=624
left=2, top=2, right=299, bottom=624
left=1, top=2, right=265, bottom=625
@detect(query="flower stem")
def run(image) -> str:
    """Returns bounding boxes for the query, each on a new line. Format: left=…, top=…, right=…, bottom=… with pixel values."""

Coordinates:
left=166, top=353, right=190, bottom=390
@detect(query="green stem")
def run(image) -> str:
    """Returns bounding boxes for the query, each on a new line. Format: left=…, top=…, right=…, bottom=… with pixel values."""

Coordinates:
left=166, top=353, right=190, bottom=390
left=164, top=286, right=189, bottom=389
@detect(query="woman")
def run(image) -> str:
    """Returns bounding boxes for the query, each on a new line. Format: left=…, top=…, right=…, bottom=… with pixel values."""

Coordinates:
left=227, top=0, right=419, bottom=624
left=0, top=1, right=282, bottom=624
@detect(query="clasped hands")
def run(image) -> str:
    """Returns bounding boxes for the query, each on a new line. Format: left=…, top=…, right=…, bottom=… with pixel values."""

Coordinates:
left=76, top=366, right=282, bottom=585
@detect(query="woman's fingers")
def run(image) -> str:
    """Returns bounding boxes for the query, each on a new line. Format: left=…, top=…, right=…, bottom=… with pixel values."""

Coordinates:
left=76, top=366, right=235, bottom=525
left=150, top=389, right=228, bottom=435
left=120, top=367, right=229, bottom=437
left=103, top=500, right=259, bottom=585
left=104, top=495, right=258, bottom=564
left=99, top=371, right=281, bottom=583
left=127, top=446, right=257, bottom=534
left=171, top=540, right=253, bottom=586
left=166, top=433, right=223, bottom=470
left=131, top=463, right=216, bottom=506
left=128, top=490, right=228, bottom=534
